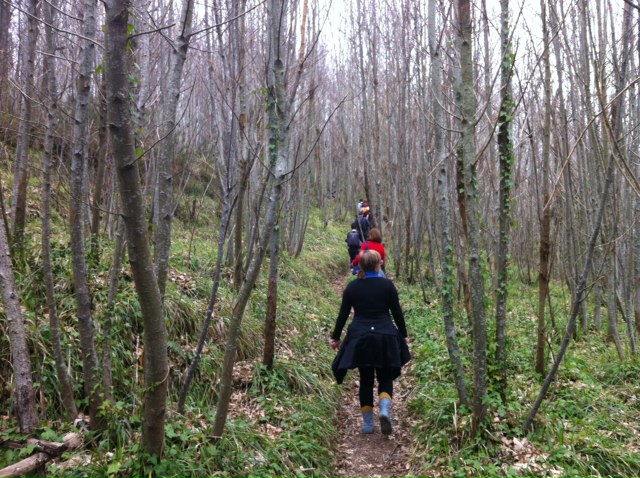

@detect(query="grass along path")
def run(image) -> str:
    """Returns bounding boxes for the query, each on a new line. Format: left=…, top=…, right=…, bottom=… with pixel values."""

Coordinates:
left=329, top=273, right=414, bottom=477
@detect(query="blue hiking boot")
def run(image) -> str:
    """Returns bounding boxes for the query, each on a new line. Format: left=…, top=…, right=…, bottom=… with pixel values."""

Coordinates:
left=379, top=397, right=392, bottom=435
left=362, top=411, right=374, bottom=434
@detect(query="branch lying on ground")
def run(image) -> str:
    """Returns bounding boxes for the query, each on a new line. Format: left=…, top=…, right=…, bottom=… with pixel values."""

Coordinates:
left=0, top=432, right=83, bottom=478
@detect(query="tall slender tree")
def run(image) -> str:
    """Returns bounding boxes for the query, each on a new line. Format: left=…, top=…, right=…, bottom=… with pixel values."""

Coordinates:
left=431, top=0, right=468, bottom=407
left=0, top=214, right=38, bottom=433
left=212, top=0, right=292, bottom=439
left=494, top=0, right=515, bottom=400
left=42, top=0, right=78, bottom=419
left=456, top=0, right=488, bottom=435
left=536, top=0, right=552, bottom=376
left=104, top=0, right=168, bottom=456
left=69, top=0, right=104, bottom=428
left=154, top=0, right=195, bottom=299
left=10, top=0, right=39, bottom=250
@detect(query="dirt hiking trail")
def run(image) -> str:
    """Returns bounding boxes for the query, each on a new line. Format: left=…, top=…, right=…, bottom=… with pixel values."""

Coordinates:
left=329, top=274, right=415, bottom=477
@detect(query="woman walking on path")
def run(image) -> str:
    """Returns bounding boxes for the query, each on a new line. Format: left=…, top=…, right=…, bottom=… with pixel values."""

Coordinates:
left=351, top=227, right=386, bottom=274
left=330, top=250, right=411, bottom=435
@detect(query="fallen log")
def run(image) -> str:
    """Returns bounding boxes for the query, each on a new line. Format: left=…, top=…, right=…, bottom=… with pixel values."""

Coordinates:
left=0, top=432, right=82, bottom=478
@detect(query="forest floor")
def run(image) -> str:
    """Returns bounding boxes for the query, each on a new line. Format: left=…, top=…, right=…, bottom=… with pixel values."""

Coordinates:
left=329, top=274, right=415, bottom=478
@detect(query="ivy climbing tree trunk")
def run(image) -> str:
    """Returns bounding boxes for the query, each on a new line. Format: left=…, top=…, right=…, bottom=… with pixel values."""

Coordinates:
left=457, top=0, right=487, bottom=435
left=211, top=0, right=291, bottom=440
left=494, top=0, right=514, bottom=400
left=104, top=0, right=168, bottom=457
left=431, top=0, right=468, bottom=407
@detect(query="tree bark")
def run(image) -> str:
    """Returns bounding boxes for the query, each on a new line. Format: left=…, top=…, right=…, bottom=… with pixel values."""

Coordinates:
left=69, top=0, right=103, bottom=428
left=10, top=0, right=38, bottom=251
left=154, top=0, right=195, bottom=299
left=104, top=0, right=168, bottom=457
left=178, top=186, right=233, bottom=412
left=457, top=0, right=487, bottom=435
left=536, top=0, right=552, bottom=376
left=262, top=224, right=280, bottom=368
left=0, top=0, right=11, bottom=112
left=0, top=215, right=38, bottom=433
left=42, top=0, right=78, bottom=419
left=233, top=0, right=250, bottom=290
left=211, top=0, right=291, bottom=439
left=0, top=433, right=82, bottom=478
left=494, top=0, right=514, bottom=401
left=430, top=0, right=468, bottom=407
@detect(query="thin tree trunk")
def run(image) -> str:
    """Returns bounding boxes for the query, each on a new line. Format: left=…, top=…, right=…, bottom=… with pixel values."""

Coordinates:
left=606, top=235, right=625, bottom=359
left=0, top=0, right=12, bottom=112
left=104, top=216, right=127, bottom=401
left=262, top=224, right=279, bottom=368
left=233, top=0, right=250, bottom=290
left=494, top=0, right=514, bottom=401
left=457, top=0, right=487, bottom=436
left=42, top=0, right=77, bottom=419
left=178, top=187, right=233, bottom=412
left=11, top=0, right=38, bottom=251
left=90, top=76, right=109, bottom=261
left=524, top=148, right=616, bottom=433
left=430, top=0, right=468, bottom=407
left=104, top=0, right=168, bottom=456
left=154, top=0, right=195, bottom=299
left=211, top=0, right=291, bottom=439
left=536, top=0, right=552, bottom=376
left=0, top=214, right=39, bottom=433
left=69, top=0, right=104, bottom=428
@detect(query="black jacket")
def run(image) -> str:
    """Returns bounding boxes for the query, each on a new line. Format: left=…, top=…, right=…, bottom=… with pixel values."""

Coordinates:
left=331, top=277, right=410, bottom=384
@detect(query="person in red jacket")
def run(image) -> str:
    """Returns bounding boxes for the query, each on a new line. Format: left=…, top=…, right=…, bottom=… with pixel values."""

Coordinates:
left=352, top=227, right=386, bottom=270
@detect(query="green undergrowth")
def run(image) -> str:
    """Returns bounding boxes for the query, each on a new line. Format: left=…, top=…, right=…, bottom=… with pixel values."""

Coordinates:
left=407, top=274, right=640, bottom=477
left=0, top=156, right=348, bottom=476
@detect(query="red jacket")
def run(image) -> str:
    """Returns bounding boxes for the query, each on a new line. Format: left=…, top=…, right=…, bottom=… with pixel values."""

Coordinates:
left=352, top=240, right=386, bottom=266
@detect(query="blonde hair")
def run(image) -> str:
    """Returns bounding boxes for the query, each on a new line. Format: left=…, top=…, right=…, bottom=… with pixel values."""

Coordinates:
left=357, top=250, right=381, bottom=279
left=368, top=228, right=382, bottom=243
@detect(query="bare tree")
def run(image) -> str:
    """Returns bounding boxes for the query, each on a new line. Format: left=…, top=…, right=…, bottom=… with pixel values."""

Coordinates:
left=0, top=214, right=38, bottom=433
left=494, top=0, right=515, bottom=400
left=69, top=0, right=104, bottom=428
left=456, top=0, right=487, bottom=435
left=536, top=0, right=552, bottom=376
left=104, top=0, right=169, bottom=456
left=0, top=0, right=11, bottom=112
left=153, top=0, right=195, bottom=299
left=212, top=0, right=292, bottom=439
left=10, top=0, right=39, bottom=250
left=431, top=0, right=468, bottom=407
left=42, top=0, right=78, bottom=419
left=524, top=0, right=634, bottom=433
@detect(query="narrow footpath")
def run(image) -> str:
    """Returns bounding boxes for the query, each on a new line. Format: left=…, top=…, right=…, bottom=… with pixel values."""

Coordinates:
left=330, top=275, right=415, bottom=477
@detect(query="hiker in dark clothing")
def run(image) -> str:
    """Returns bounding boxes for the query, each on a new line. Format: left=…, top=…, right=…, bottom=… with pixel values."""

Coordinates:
left=351, top=214, right=370, bottom=241
left=345, top=228, right=362, bottom=266
left=330, top=250, right=411, bottom=435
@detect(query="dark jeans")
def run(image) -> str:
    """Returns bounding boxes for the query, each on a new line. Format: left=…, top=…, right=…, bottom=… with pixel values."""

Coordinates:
left=358, top=367, right=394, bottom=407
left=348, top=247, right=359, bottom=264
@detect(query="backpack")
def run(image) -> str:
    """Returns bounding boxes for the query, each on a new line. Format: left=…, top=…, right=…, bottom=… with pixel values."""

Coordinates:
left=346, top=230, right=361, bottom=248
